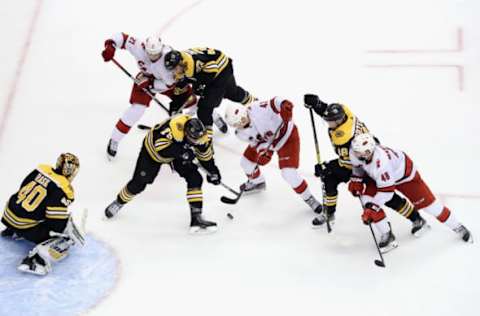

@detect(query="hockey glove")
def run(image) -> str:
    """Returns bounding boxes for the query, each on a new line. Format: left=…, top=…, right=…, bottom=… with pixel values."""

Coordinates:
left=136, top=73, right=154, bottom=91
left=314, top=163, right=330, bottom=178
left=206, top=165, right=221, bottom=185
left=258, top=149, right=273, bottom=166
left=280, top=100, right=293, bottom=122
left=361, top=203, right=385, bottom=225
left=303, top=94, right=327, bottom=113
left=102, top=40, right=116, bottom=62
left=348, top=176, right=366, bottom=197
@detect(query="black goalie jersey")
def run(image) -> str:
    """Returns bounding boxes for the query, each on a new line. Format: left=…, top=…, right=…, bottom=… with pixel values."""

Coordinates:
left=2, top=165, right=74, bottom=233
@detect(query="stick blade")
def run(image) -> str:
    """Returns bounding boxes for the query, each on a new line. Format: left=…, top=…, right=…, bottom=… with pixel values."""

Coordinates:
left=220, top=196, right=238, bottom=204
left=374, top=260, right=386, bottom=268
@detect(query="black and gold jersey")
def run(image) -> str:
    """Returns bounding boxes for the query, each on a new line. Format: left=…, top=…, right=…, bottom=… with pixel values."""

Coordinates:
left=328, top=105, right=369, bottom=169
left=2, top=165, right=74, bottom=231
left=179, top=47, right=231, bottom=85
left=144, top=114, right=214, bottom=164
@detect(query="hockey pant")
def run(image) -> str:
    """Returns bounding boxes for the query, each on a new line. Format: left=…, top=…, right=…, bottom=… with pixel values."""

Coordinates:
left=240, top=127, right=314, bottom=200
left=117, top=145, right=204, bottom=209
left=196, top=62, right=253, bottom=128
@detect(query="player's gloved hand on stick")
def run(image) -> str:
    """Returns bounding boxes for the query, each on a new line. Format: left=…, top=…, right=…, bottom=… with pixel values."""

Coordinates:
left=280, top=101, right=293, bottom=122
left=136, top=73, right=154, bottom=91
left=361, top=203, right=383, bottom=225
left=102, top=40, right=116, bottom=62
left=303, top=94, right=328, bottom=113
left=348, top=176, right=366, bottom=197
left=258, top=149, right=273, bottom=166
left=206, top=165, right=221, bottom=185
left=314, top=163, right=330, bottom=178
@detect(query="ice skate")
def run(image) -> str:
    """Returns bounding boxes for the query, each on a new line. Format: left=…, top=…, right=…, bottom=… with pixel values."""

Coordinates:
left=106, top=139, right=118, bottom=161
left=379, top=229, right=398, bottom=254
left=305, top=196, right=323, bottom=214
left=312, top=213, right=335, bottom=229
left=213, top=115, right=228, bottom=134
left=17, top=253, right=51, bottom=276
left=189, top=213, right=217, bottom=234
left=1, top=227, right=23, bottom=240
left=105, top=200, right=124, bottom=219
left=239, top=180, right=266, bottom=194
left=411, top=216, right=430, bottom=237
left=454, top=225, right=473, bottom=243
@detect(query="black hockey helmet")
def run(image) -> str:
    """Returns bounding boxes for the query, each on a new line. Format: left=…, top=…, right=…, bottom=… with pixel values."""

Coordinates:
left=184, top=118, right=207, bottom=145
left=322, top=103, right=346, bottom=122
left=164, top=50, right=182, bottom=70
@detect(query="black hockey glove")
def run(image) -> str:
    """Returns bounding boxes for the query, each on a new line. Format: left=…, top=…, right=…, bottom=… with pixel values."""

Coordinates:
left=193, top=83, right=206, bottom=97
left=314, top=163, right=330, bottom=179
left=206, top=165, right=221, bottom=185
left=304, top=94, right=328, bottom=114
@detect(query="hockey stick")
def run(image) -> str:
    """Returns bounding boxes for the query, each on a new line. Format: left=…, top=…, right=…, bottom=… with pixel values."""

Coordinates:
left=221, top=123, right=284, bottom=205
left=137, top=124, right=152, bottom=130
left=368, top=222, right=386, bottom=268
left=194, top=162, right=242, bottom=203
left=308, top=107, right=332, bottom=233
left=111, top=58, right=170, bottom=113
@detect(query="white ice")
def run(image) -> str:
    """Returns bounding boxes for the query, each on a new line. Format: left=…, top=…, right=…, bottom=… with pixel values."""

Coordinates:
left=0, top=0, right=479, bottom=315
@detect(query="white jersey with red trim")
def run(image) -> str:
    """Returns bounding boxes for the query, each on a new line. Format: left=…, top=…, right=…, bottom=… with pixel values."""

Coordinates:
left=350, top=145, right=416, bottom=206
left=234, top=97, right=294, bottom=151
left=109, top=33, right=175, bottom=92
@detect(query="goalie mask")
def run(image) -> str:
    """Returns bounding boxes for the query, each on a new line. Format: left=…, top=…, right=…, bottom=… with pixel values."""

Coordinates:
left=55, top=153, right=80, bottom=181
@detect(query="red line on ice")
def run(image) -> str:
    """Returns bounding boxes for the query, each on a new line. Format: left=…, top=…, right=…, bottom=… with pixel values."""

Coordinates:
left=0, top=0, right=44, bottom=148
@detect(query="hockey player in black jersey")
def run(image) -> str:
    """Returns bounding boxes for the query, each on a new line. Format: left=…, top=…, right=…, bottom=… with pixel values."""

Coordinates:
left=1, top=153, right=84, bottom=275
left=304, top=94, right=429, bottom=235
left=104, top=114, right=221, bottom=233
left=164, top=47, right=255, bottom=135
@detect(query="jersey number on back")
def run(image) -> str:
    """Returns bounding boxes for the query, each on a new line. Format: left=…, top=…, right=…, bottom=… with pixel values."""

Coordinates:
left=16, top=181, right=47, bottom=212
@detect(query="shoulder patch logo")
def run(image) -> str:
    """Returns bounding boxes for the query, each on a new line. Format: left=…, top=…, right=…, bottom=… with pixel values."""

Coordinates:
left=335, top=130, right=345, bottom=138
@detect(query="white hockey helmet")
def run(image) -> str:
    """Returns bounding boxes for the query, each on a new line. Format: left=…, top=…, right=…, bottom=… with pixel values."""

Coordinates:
left=145, top=35, right=164, bottom=62
left=224, top=103, right=250, bottom=128
left=351, top=133, right=376, bottom=161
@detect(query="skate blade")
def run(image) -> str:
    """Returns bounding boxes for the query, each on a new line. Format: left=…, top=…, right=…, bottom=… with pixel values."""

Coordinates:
left=380, top=241, right=398, bottom=254
left=17, top=264, right=48, bottom=276
left=311, top=219, right=335, bottom=230
left=413, top=224, right=431, bottom=238
left=189, top=226, right=218, bottom=235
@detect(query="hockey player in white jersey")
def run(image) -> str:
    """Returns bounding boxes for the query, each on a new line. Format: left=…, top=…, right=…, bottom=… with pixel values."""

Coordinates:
left=101, top=33, right=196, bottom=160
left=345, top=133, right=473, bottom=253
left=224, top=97, right=322, bottom=213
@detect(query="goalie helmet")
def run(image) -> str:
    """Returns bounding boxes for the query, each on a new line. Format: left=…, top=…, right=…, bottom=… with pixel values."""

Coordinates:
left=224, top=103, right=249, bottom=128
left=184, top=118, right=208, bottom=145
left=351, top=133, right=376, bottom=161
left=55, top=153, right=80, bottom=182
left=145, top=35, right=164, bottom=62
left=164, top=50, right=181, bottom=70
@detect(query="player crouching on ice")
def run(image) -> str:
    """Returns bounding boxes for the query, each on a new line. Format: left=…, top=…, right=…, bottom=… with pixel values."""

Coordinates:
left=224, top=97, right=323, bottom=213
left=1, top=153, right=85, bottom=276
left=344, top=133, right=473, bottom=253
left=104, top=115, right=221, bottom=233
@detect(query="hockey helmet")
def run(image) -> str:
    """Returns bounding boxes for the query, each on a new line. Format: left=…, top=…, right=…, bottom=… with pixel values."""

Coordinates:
left=322, top=103, right=346, bottom=127
left=224, top=103, right=249, bottom=129
left=145, top=35, right=164, bottom=62
left=351, top=133, right=376, bottom=161
left=184, top=118, right=208, bottom=145
left=55, top=153, right=80, bottom=181
left=164, top=50, right=182, bottom=70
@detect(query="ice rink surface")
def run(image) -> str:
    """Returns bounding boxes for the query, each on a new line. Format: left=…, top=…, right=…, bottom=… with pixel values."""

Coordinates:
left=0, top=0, right=479, bottom=315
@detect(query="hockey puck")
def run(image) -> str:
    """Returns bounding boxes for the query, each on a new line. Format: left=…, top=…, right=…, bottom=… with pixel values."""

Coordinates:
left=227, top=213, right=234, bottom=220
